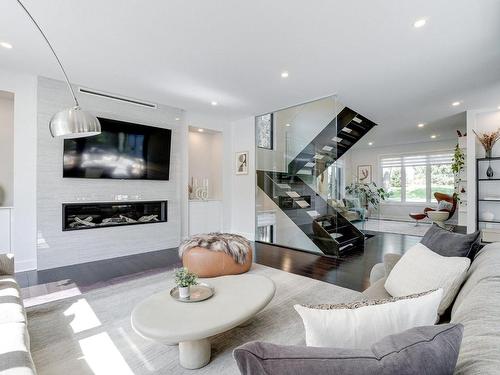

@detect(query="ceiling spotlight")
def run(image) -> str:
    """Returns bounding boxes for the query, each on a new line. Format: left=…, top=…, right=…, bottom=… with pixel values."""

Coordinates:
left=175, top=117, right=180, bottom=121
left=452, top=101, right=461, bottom=107
left=368, top=142, right=373, bottom=146
left=281, top=71, right=289, bottom=78
left=497, top=106, right=500, bottom=110
left=198, top=128, right=204, bottom=132
left=285, top=123, right=291, bottom=127
left=0, top=41, right=13, bottom=49
left=417, top=123, right=425, bottom=128
left=413, top=19, right=427, bottom=28
left=211, top=101, right=218, bottom=106
left=430, top=134, right=436, bottom=139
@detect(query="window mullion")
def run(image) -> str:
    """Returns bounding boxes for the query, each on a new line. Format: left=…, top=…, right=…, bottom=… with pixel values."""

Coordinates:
left=426, top=163, right=432, bottom=203
left=401, top=164, right=406, bottom=203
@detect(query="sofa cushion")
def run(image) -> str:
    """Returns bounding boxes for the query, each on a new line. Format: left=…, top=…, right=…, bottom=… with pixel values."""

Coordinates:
left=233, top=324, right=463, bottom=375
left=420, top=224, right=480, bottom=258
left=451, top=243, right=500, bottom=374
left=294, top=289, right=442, bottom=349
left=0, top=322, right=36, bottom=375
left=362, top=277, right=392, bottom=300
left=0, top=276, right=26, bottom=325
left=384, top=243, right=470, bottom=315
left=0, top=276, right=22, bottom=299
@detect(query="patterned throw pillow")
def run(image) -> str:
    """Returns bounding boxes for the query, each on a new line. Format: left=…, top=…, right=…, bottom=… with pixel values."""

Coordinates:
left=344, top=197, right=360, bottom=209
left=437, top=200, right=453, bottom=211
left=294, top=289, right=442, bottom=349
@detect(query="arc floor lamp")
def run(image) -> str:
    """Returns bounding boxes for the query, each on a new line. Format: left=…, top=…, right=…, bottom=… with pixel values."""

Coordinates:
left=17, top=0, right=101, bottom=138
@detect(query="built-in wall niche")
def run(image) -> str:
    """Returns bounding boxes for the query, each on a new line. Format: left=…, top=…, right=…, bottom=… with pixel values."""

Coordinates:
left=0, top=90, right=14, bottom=207
left=188, top=127, right=223, bottom=200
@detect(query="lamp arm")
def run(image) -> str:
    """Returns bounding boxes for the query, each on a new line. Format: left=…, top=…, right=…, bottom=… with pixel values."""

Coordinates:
left=16, top=0, right=80, bottom=107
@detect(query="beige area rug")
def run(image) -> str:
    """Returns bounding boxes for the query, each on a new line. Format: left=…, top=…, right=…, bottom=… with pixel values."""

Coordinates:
left=26, top=264, right=362, bottom=375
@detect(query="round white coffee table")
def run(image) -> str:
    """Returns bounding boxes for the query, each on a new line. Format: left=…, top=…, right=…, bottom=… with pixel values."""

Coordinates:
left=131, top=273, right=275, bottom=369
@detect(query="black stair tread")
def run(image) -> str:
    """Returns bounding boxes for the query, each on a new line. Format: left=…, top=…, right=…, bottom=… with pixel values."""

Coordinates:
left=325, top=225, right=352, bottom=232
left=337, top=236, right=361, bottom=246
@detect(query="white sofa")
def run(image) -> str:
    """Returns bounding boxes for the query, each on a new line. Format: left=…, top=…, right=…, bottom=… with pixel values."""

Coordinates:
left=0, top=254, right=36, bottom=374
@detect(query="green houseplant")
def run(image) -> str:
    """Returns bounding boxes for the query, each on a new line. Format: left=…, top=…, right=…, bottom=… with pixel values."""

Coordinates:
left=174, top=267, right=198, bottom=299
left=451, top=144, right=465, bottom=202
left=345, top=182, right=389, bottom=210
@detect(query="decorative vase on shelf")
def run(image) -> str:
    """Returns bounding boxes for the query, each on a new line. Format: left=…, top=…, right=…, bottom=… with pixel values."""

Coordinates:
left=481, top=211, right=495, bottom=222
left=486, top=149, right=492, bottom=158
left=487, top=163, right=494, bottom=178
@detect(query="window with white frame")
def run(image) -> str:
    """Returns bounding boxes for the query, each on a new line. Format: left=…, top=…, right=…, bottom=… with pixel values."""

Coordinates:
left=380, top=152, right=454, bottom=203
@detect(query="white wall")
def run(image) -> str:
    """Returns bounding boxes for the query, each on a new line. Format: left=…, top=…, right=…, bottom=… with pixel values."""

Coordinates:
left=185, top=112, right=232, bottom=236
left=188, top=130, right=223, bottom=200
left=342, top=139, right=457, bottom=220
left=0, top=92, right=14, bottom=207
left=0, top=70, right=38, bottom=271
left=36, top=77, right=184, bottom=269
left=230, top=116, right=255, bottom=239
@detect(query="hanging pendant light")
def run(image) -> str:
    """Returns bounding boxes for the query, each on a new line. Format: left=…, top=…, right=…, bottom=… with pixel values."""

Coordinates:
left=17, top=0, right=100, bottom=138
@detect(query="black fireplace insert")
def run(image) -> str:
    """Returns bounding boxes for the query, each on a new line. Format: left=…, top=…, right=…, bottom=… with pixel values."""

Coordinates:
left=62, top=201, right=168, bottom=231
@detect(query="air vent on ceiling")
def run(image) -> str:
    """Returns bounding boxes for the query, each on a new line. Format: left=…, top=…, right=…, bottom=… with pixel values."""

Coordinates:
left=78, top=87, right=157, bottom=109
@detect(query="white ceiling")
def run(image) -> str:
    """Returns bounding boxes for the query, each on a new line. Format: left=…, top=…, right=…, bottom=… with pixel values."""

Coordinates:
left=1, top=0, right=500, bottom=136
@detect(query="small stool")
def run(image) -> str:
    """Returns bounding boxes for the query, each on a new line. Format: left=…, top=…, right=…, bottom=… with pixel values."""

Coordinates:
left=409, top=213, right=426, bottom=226
left=179, top=233, right=252, bottom=278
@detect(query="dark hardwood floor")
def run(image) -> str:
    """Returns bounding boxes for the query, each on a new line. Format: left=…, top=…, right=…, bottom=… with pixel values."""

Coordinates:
left=254, top=230, right=421, bottom=291
left=16, top=231, right=422, bottom=295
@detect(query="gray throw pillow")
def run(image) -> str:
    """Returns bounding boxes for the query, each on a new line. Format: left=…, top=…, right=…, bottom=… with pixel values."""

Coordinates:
left=233, top=324, right=463, bottom=375
left=421, top=224, right=480, bottom=258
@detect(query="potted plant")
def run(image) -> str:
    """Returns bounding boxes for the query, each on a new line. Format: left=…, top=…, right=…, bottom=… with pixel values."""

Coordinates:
left=451, top=144, right=465, bottom=202
left=345, top=182, right=389, bottom=210
left=174, top=267, right=198, bottom=299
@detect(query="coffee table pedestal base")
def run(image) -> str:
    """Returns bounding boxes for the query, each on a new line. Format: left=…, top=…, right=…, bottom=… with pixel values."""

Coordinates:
left=179, top=338, right=211, bottom=369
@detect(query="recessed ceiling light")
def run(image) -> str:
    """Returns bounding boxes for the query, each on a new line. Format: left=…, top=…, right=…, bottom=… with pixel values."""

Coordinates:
left=281, top=71, right=289, bottom=78
left=175, top=117, right=180, bottom=121
left=452, top=101, right=461, bottom=107
left=285, top=123, right=291, bottom=127
left=211, top=101, right=218, bottom=106
left=417, top=123, right=425, bottom=128
left=430, top=134, right=436, bottom=139
left=413, top=18, right=427, bottom=28
left=0, top=41, right=13, bottom=49
left=368, top=142, right=373, bottom=146
left=198, top=128, right=204, bottom=132
left=497, top=106, right=500, bottom=110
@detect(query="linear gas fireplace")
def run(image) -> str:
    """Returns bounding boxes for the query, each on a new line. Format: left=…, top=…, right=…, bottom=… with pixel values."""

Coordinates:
left=62, top=201, right=168, bottom=231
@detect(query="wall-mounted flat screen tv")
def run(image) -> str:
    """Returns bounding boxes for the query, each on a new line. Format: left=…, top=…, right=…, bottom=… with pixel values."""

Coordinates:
left=63, top=117, right=172, bottom=180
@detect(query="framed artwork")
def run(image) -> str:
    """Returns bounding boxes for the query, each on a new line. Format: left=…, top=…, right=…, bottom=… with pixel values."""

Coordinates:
left=236, top=151, right=249, bottom=175
left=256, top=113, right=273, bottom=150
left=357, top=165, right=372, bottom=183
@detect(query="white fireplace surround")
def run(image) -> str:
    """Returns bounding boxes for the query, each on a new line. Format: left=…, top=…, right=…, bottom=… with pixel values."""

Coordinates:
left=36, top=77, right=184, bottom=270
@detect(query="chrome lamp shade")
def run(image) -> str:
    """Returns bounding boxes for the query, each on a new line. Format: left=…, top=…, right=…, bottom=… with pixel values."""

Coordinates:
left=49, top=106, right=101, bottom=138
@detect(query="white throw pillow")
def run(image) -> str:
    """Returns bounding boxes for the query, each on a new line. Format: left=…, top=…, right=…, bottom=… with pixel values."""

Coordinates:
left=294, top=289, right=442, bottom=349
left=384, top=242, right=470, bottom=315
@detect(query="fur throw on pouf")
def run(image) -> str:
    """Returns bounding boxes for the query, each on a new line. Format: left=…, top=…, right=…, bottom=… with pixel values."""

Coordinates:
left=179, top=233, right=251, bottom=264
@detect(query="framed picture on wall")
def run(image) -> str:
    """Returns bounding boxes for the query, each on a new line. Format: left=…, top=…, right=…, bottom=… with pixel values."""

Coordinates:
left=236, top=151, right=249, bottom=175
left=357, top=165, right=372, bottom=183
left=256, top=113, right=273, bottom=150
